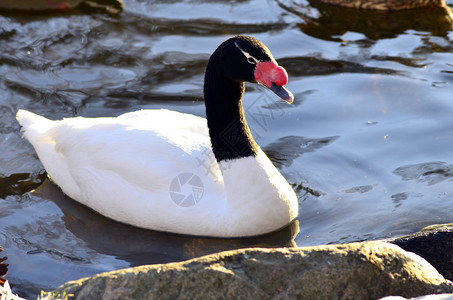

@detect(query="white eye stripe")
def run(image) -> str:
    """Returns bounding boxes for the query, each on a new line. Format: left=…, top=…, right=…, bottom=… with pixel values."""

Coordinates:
left=234, top=41, right=261, bottom=65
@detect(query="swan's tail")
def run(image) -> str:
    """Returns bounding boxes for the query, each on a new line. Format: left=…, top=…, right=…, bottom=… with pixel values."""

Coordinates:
left=16, top=110, right=80, bottom=198
left=16, top=109, right=54, bottom=142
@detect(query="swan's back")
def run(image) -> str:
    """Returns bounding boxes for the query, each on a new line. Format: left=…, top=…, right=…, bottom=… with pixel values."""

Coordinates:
left=17, top=109, right=229, bottom=234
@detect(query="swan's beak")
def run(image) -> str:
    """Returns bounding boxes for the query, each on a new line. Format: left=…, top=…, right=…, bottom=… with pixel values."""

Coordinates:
left=254, top=61, right=294, bottom=104
left=269, top=83, right=294, bottom=104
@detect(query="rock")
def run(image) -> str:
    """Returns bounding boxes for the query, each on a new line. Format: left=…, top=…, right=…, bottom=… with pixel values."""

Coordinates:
left=317, top=0, right=446, bottom=10
left=0, top=0, right=83, bottom=10
left=381, top=293, right=453, bottom=299
left=1, top=247, right=24, bottom=300
left=1, top=281, right=25, bottom=300
left=0, top=247, right=7, bottom=286
left=42, top=241, right=453, bottom=300
left=0, top=0, right=123, bottom=13
left=389, top=223, right=453, bottom=281
left=301, top=1, right=453, bottom=43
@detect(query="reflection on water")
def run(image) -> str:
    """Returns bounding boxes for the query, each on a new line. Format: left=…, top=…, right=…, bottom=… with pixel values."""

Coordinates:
left=394, top=161, right=453, bottom=186
left=0, top=172, right=46, bottom=199
left=0, top=0, right=453, bottom=297
left=291, top=0, right=453, bottom=40
left=343, top=184, right=374, bottom=194
left=263, top=135, right=338, bottom=169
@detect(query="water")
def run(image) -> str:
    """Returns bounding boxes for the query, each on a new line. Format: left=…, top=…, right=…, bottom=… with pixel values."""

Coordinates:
left=1, top=0, right=453, bottom=297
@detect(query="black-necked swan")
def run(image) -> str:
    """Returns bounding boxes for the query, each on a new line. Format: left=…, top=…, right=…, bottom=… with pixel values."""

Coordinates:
left=16, top=36, right=299, bottom=237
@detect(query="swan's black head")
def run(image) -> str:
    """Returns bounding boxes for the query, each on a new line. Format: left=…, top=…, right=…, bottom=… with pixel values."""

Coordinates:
left=207, top=36, right=294, bottom=103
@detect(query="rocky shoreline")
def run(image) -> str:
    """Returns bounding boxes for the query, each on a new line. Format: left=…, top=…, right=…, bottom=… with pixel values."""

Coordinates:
left=37, top=224, right=453, bottom=300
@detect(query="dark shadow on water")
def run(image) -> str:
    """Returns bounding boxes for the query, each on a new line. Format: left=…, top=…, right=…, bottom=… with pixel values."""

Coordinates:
left=30, top=179, right=299, bottom=267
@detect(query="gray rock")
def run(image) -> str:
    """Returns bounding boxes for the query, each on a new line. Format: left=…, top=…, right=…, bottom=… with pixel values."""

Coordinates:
left=381, top=293, right=453, bottom=299
left=42, top=241, right=453, bottom=300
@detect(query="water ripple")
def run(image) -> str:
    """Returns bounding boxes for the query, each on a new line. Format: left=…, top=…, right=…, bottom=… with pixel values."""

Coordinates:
left=280, top=56, right=404, bottom=77
left=343, top=185, right=374, bottom=194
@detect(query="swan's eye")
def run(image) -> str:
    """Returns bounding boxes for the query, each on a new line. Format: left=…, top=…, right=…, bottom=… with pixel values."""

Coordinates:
left=247, top=56, right=257, bottom=64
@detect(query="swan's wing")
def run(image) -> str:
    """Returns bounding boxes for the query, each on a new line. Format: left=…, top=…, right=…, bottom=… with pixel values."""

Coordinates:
left=17, top=109, right=224, bottom=208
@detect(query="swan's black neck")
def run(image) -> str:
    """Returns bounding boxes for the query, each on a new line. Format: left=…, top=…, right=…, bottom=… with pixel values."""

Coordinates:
left=204, top=63, right=259, bottom=162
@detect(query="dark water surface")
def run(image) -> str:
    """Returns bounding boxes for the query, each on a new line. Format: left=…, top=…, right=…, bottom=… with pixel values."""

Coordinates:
left=1, top=0, right=453, bottom=297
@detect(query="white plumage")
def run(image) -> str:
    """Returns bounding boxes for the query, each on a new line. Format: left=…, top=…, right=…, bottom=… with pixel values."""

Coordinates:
left=17, top=109, right=298, bottom=237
